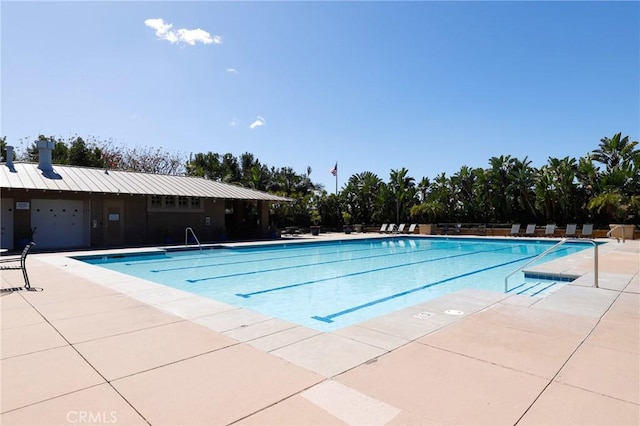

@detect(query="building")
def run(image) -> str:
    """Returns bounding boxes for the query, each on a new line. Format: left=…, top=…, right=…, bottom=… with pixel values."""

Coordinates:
left=0, top=141, right=290, bottom=250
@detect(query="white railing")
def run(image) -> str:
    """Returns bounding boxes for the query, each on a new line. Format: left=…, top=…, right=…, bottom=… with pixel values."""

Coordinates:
left=185, top=227, right=202, bottom=251
left=606, top=225, right=627, bottom=242
left=504, top=238, right=598, bottom=292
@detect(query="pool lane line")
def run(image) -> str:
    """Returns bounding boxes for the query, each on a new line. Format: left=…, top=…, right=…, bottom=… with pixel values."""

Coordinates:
left=234, top=245, right=521, bottom=297
left=152, top=241, right=425, bottom=273
left=310, top=253, right=541, bottom=324
left=172, top=241, right=490, bottom=279
left=135, top=238, right=411, bottom=268
left=153, top=237, right=489, bottom=273
left=187, top=244, right=483, bottom=284
left=135, top=237, right=501, bottom=271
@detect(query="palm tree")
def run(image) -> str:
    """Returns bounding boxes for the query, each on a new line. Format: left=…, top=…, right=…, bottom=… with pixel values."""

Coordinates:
left=487, top=155, right=514, bottom=222
left=507, top=157, right=538, bottom=222
left=451, top=166, right=479, bottom=221
left=343, top=171, right=383, bottom=224
left=388, top=168, right=416, bottom=224
left=545, top=157, right=579, bottom=224
left=417, top=177, right=430, bottom=202
left=592, top=132, right=638, bottom=170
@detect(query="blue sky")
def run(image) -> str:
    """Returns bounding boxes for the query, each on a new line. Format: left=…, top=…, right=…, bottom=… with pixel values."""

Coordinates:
left=2, top=1, right=638, bottom=192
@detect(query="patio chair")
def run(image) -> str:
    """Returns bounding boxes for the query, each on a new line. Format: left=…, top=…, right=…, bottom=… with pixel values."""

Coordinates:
left=544, top=224, right=556, bottom=237
left=524, top=224, right=536, bottom=237
left=405, top=223, right=417, bottom=234
left=0, top=242, right=35, bottom=289
left=394, top=224, right=406, bottom=234
left=509, top=224, right=521, bottom=236
left=580, top=223, right=594, bottom=238
left=564, top=223, right=577, bottom=238
left=378, top=223, right=389, bottom=233
left=387, top=224, right=397, bottom=234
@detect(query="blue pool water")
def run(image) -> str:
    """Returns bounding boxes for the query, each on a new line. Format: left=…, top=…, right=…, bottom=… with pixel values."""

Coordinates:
left=78, top=237, right=591, bottom=331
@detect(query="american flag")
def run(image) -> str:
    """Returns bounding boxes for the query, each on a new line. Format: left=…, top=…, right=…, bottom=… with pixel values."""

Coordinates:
left=329, top=162, right=337, bottom=176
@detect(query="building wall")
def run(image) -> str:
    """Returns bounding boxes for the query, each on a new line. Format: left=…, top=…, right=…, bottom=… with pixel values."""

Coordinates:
left=0, top=189, right=264, bottom=249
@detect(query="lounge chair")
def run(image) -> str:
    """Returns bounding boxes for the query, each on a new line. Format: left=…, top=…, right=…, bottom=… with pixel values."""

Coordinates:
left=580, top=223, right=594, bottom=238
left=509, top=224, right=521, bottom=236
left=405, top=223, right=417, bottom=234
left=544, top=224, right=556, bottom=237
left=281, top=227, right=302, bottom=237
left=442, top=223, right=461, bottom=235
left=378, top=223, right=389, bottom=233
left=564, top=223, right=577, bottom=238
left=386, top=224, right=397, bottom=234
left=394, top=224, right=406, bottom=234
left=524, top=224, right=536, bottom=237
left=0, top=242, right=35, bottom=289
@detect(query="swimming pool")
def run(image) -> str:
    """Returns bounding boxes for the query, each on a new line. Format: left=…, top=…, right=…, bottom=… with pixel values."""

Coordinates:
left=78, top=237, right=591, bottom=331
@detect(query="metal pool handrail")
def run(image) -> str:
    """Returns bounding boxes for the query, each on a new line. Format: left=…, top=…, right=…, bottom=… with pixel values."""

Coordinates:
left=504, top=238, right=598, bottom=292
left=185, top=227, right=202, bottom=251
left=606, top=225, right=627, bottom=242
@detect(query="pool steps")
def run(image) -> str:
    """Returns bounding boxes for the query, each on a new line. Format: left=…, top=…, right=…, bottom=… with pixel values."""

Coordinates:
left=508, top=278, right=566, bottom=297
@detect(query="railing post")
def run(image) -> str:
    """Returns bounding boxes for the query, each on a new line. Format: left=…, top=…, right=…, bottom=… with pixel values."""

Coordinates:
left=594, top=243, right=598, bottom=288
left=504, top=239, right=599, bottom=292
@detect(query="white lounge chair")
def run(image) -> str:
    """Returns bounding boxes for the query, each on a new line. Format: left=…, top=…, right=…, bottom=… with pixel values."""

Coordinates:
left=580, top=224, right=594, bottom=238
left=394, top=224, right=406, bottom=234
left=387, top=224, right=397, bottom=234
left=564, top=223, right=577, bottom=237
left=378, top=223, right=389, bottom=233
left=524, top=224, right=536, bottom=237
left=509, top=224, right=521, bottom=236
left=405, top=223, right=417, bottom=234
left=544, top=224, right=556, bottom=237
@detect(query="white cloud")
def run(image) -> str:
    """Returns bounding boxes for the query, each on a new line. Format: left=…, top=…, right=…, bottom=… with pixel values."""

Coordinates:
left=144, top=18, right=221, bottom=46
left=229, top=118, right=240, bottom=127
left=226, top=68, right=238, bottom=74
left=249, top=116, right=266, bottom=129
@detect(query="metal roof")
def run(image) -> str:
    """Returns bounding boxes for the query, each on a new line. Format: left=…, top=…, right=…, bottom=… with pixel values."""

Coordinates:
left=0, top=163, right=290, bottom=202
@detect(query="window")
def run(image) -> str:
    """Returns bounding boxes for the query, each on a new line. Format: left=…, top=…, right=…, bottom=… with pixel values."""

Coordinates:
left=151, top=195, right=162, bottom=208
left=164, top=196, right=176, bottom=208
left=147, top=195, right=204, bottom=212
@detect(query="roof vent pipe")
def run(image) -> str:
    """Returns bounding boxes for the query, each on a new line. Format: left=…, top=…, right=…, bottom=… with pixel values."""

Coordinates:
left=37, top=140, right=55, bottom=172
left=5, top=145, right=14, bottom=167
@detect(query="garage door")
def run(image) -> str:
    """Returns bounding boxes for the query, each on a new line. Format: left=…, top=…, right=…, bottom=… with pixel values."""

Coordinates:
left=31, top=199, right=85, bottom=249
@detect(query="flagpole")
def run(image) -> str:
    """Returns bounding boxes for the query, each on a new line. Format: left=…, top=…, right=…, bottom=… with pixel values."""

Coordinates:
left=335, top=161, right=338, bottom=195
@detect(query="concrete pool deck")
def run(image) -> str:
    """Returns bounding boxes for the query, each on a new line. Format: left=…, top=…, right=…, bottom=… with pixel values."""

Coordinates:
left=1, top=235, right=638, bottom=425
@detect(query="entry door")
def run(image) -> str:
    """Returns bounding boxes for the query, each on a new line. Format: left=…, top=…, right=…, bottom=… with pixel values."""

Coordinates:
left=104, top=200, right=124, bottom=246
left=1, top=198, right=14, bottom=250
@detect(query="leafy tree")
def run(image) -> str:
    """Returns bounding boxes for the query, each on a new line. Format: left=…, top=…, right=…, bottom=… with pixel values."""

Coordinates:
left=342, top=171, right=383, bottom=224
left=592, top=132, right=638, bottom=170
left=387, top=168, right=416, bottom=224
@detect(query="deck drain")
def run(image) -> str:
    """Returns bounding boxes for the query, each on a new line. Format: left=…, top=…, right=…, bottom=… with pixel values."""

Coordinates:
left=413, top=311, right=434, bottom=319
left=444, top=309, right=465, bottom=316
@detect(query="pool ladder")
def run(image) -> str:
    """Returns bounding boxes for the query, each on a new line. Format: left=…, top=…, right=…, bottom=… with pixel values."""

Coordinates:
left=185, top=227, right=202, bottom=251
left=504, top=238, right=598, bottom=293
left=606, top=225, right=628, bottom=242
